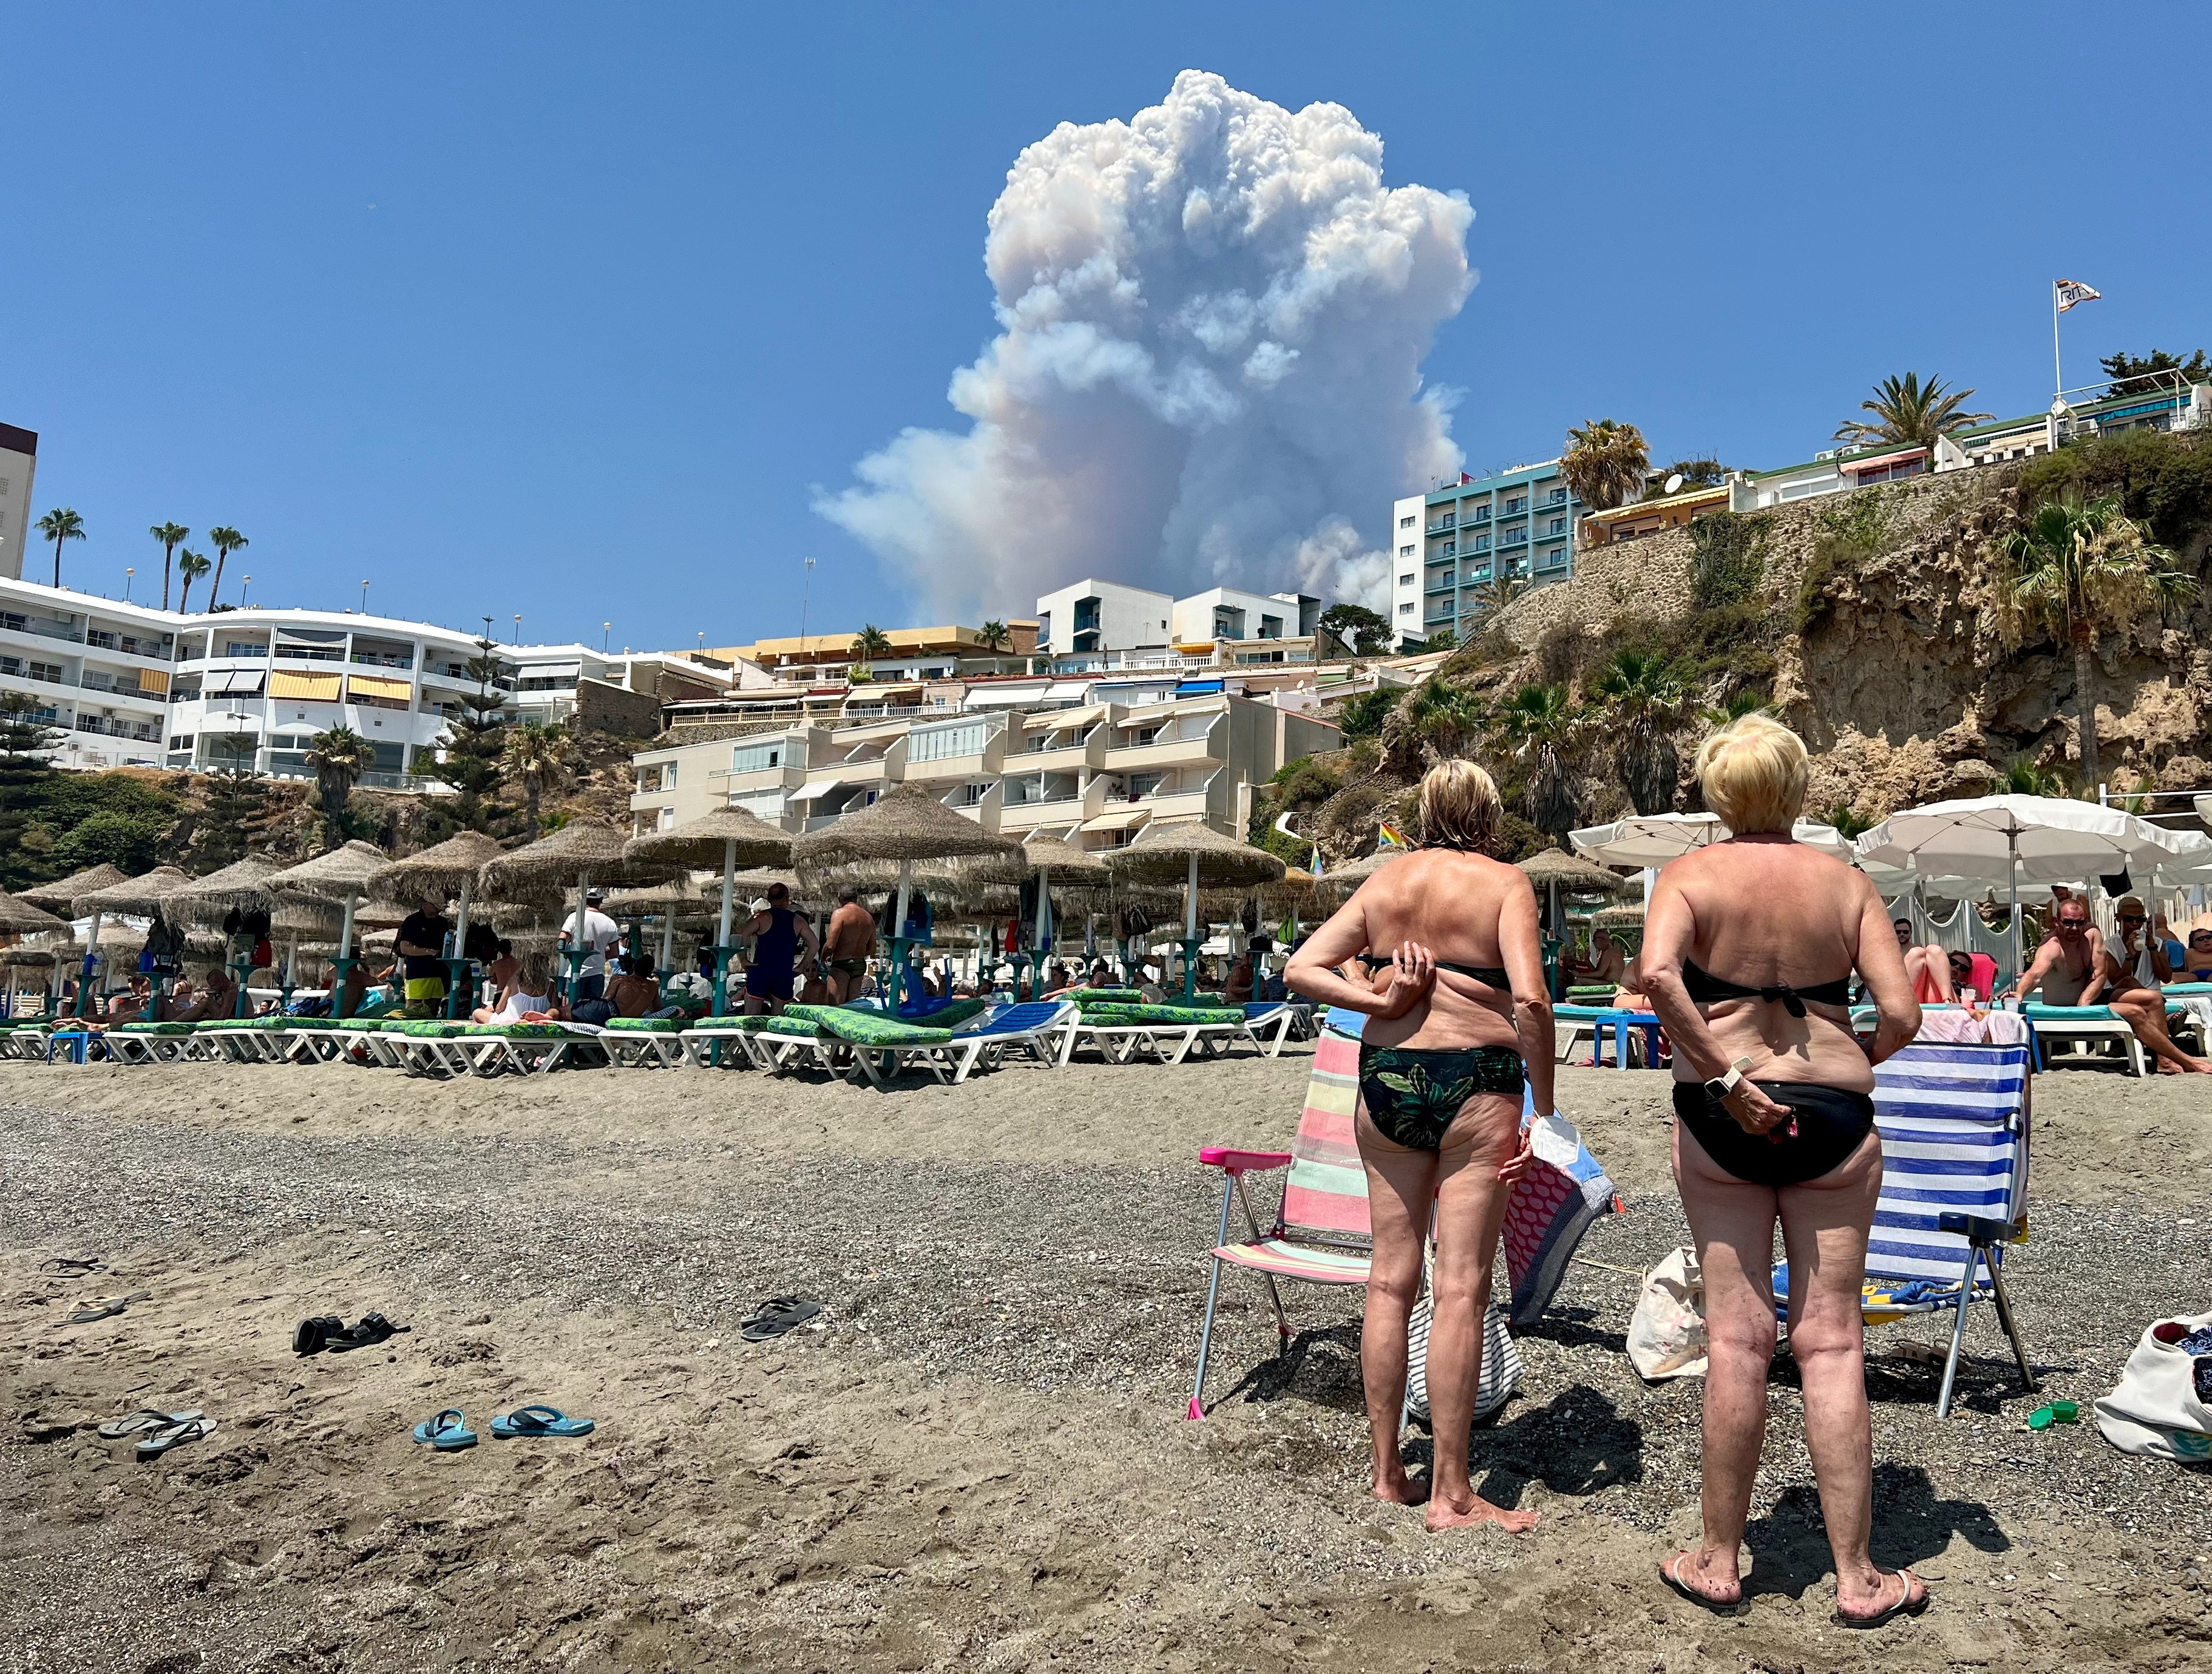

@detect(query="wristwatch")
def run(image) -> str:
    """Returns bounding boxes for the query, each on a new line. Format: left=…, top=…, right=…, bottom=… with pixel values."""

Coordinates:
left=1703, top=1057, right=1754, bottom=1102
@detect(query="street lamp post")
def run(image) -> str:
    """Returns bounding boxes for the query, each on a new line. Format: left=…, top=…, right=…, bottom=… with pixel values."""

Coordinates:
left=124, top=566, right=135, bottom=601
left=240, top=575, right=252, bottom=608
left=360, top=579, right=370, bottom=613
left=603, top=621, right=611, bottom=651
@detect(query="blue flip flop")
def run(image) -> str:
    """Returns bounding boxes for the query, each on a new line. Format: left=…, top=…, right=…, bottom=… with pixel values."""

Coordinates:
left=490, top=1404, right=595, bottom=1440
left=412, top=1408, right=478, bottom=1451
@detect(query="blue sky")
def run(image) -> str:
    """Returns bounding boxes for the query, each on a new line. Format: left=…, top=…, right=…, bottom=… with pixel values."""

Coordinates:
left=5, top=2, right=2205, bottom=649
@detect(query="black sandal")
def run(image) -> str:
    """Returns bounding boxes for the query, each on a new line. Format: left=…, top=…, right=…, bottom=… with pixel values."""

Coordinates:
left=324, top=1312, right=409, bottom=1353
left=293, top=1315, right=343, bottom=1355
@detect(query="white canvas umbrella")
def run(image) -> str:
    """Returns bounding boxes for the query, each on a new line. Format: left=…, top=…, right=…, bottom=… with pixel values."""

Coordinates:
left=1855, top=794, right=2198, bottom=979
left=1569, top=812, right=1726, bottom=868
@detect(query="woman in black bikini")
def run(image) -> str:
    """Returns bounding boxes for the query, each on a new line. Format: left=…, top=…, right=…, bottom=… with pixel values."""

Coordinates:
left=1286, top=761, right=1550, bottom=1535
left=1640, top=715, right=1925, bottom=1627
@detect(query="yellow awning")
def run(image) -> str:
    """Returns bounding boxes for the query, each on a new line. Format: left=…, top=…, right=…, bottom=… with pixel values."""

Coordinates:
left=135, top=668, right=171, bottom=695
left=270, top=671, right=343, bottom=701
left=347, top=674, right=413, bottom=702
left=1082, top=805, right=1155, bottom=832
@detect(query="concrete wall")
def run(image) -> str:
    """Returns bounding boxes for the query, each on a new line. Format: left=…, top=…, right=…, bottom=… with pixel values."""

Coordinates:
left=574, top=677, right=662, bottom=738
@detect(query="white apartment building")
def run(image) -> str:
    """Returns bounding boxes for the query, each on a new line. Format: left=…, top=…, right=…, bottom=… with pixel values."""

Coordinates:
left=0, top=424, right=37, bottom=583
left=1036, top=578, right=1324, bottom=673
left=1389, top=461, right=1581, bottom=648
left=0, top=573, right=733, bottom=784
left=630, top=690, right=1340, bottom=852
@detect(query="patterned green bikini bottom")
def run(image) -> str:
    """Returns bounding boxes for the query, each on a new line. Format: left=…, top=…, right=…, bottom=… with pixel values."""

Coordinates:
left=1357, top=1043, right=1527, bottom=1151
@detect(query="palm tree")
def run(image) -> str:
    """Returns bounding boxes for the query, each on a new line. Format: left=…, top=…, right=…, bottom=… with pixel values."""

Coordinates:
left=304, top=726, right=375, bottom=851
left=977, top=620, right=1012, bottom=654
left=2000, top=756, right=2072, bottom=798
left=149, top=522, right=189, bottom=609
left=1467, top=569, right=1526, bottom=622
left=850, top=623, right=893, bottom=676
left=33, top=508, right=85, bottom=588
left=1560, top=419, right=1650, bottom=512
left=1492, top=682, right=1585, bottom=842
left=1592, top=649, right=1691, bottom=815
left=1380, top=677, right=1485, bottom=778
left=1833, top=373, right=1991, bottom=451
left=176, top=551, right=212, bottom=612
left=1997, top=493, right=2197, bottom=787
left=501, top=721, right=575, bottom=842
left=1700, top=687, right=1774, bottom=727
left=205, top=526, right=248, bottom=610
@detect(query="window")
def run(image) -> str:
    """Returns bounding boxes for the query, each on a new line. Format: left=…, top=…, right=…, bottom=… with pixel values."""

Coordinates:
left=222, top=640, right=266, bottom=658
left=1504, top=496, right=1525, bottom=515
left=1399, top=514, right=1414, bottom=528
left=1399, top=602, right=1415, bottom=615
left=908, top=719, right=991, bottom=762
left=729, top=788, right=784, bottom=819
left=658, top=807, right=676, bottom=832
left=662, top=761, right=678, bottom=787
left=1547, top=517, right=1566, bottom=535
left=1399, top=544, right=1414, bottom=557
left=1398, top=573, right=1414, bottom=586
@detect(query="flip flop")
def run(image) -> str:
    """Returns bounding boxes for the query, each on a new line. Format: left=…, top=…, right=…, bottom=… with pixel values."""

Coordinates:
left=41, top=1256, right=107, bottom=1276
left=61, top=1290, right=152, bottom=1325
left=412, top=1409, right=478, bottom=1451
left=136, top=1415, right=216, bottom=1459
left=741, top=1297, right=823, bottom=1342
left=1833, top=1568, right=1930, bottom=1628
left=1660, top=1552, right=1749, bottom=1616
left=324, top=1312, right=409, bottom=1354
left=98, top=1408, right=203, bottom=1440
left=490, top=1404, right=595, bottom=1440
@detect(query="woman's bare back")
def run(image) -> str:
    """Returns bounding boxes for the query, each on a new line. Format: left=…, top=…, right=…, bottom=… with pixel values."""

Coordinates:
left=1354, top=850, right=1532, bottom=1051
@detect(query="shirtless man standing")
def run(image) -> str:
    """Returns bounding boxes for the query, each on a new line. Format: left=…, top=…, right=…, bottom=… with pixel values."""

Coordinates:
left=2003, top=894, right=2208, bottom=1073
left=822, top=887, right=876, bottom=1003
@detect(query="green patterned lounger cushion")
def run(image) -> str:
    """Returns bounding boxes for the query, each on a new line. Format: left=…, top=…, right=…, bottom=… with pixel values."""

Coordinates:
left=1060, top=988, right=1144, bottom=1006
left=687, top=1015, right=779, bottom=1032
left=388, top=1019, right=472, bottom=1038
left=815, top=1011, right=953, bottom=1048
left=111, top=1022, right=197, bottom=1036
left=461, top=1022, right=572, bottom=1038
left=603, top=1017, right=684, bottom=1032
left=1077, top=1005, right=1244, bottom=1027
left=197, top=1017, right=280, bottom=1030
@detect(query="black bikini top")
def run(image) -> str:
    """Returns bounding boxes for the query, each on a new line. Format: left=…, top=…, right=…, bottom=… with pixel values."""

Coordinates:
left=1361, top=954, right=1511, bottom=991
left=1681, top=957, right=1851, bottom=1018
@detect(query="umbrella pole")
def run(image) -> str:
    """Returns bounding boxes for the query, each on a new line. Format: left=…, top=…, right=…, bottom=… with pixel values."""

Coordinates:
left=713, top=838, right=736, bottom=1017
left=331, top=892, right=360, bottom=1020
left=2009, top=833, right=2021, bottom=994
left=1182, top=852, right=1200, bottom=1003
left=658, top=904, right=676, bottom=1000
left=1033, top=865, right=1053, bottom=989
left=82, top=910, right=103, bottom=1004
left=891, top=859, right=913, bottom=1013
left=445, top=876, right=475, bottom=1019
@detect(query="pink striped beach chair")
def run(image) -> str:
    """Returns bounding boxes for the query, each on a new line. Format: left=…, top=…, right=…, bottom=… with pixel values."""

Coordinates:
left=1189, top=1026, right=1370, bottom=1418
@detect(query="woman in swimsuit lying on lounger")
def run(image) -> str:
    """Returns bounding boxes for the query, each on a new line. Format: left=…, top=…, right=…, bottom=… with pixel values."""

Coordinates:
left=1286, top=760, right=1550, bottom=1536
left=1638, top=715, right=1927, bottom=1627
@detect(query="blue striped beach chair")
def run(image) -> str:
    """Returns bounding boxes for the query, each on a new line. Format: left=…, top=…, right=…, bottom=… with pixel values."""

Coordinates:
left=1779, top=1040, right=2037, bottom=1419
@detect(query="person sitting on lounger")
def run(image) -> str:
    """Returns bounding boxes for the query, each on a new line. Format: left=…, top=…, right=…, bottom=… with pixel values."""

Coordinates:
left=100, top=975, right=152, bottom=1026
left=485, top=956, right=560, bottom=1023
left=608, top=954, right=679, bottom=1020
left=1894, top=918, right=1956, bottom=1004
left=166, top=965, right=237, bottom=1023
left=2001, top=894, right=2208, bottom=1073
left=2182, top=926, right=2212, bottom=982
left=1225, top=952, right=1256, bottom=1005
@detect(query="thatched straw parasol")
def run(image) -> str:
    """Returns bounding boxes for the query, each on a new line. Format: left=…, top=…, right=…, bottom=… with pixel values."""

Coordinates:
left=625, top=808, right=795, bottom=1004
left=1322, top=848, right=1409, bottom=891
left=75, top=865, right=192, bottom=917
left=1105, top=822, right=1284, bottom=999
left=167, top=856, right=286, bottom=925
left=791, top=786, right=1022, bottom=1009
left=365, top=832, right=508, bottom=978
left=604, top=875, right=714, bottom=975
left=478, top=821, right=680, bottom=1001
left=0, top=892, right=70, bottom=937
left=0, top=946, right=58, bottom=967
left=19, top=863, right=126, bottom=915
left=263, top=842, right=391, bottom=1011
left=1519, top=847, right=1626, bottom=936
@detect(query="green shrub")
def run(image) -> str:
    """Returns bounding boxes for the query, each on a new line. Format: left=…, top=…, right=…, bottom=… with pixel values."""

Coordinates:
left=1687, top=511, right=1774, bottom=610
left=1333, top=686, right=1397, bottom=741
left=2018, top=428, right=2212, bottom=553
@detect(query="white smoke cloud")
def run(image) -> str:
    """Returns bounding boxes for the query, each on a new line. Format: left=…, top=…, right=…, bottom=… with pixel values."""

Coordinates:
left=814, top=70, right=1473, bottom=620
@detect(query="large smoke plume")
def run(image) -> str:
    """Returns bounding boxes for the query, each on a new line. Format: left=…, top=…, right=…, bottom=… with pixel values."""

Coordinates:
left=815, top=70, right=1474, bottom=620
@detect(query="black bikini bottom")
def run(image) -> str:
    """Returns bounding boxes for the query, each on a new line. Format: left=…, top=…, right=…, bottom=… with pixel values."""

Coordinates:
left=1672, top=1080, right=1876, bottom=1187
left=1357, top=1043, right=1525, bottom=1151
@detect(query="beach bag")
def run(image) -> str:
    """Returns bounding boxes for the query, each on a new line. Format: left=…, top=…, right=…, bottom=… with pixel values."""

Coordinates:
left=1499, top=1110, right=1621, bottom=1326
left=1405, top=1287, right=1521, bottom=1425
left=2095, top=1312, right=2212, bottom=1462
left=1629, top=1247, right=1709, bottom=1380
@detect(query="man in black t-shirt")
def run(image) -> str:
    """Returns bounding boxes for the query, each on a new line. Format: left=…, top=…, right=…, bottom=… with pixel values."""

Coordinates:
left=395, top=907, right=452, bottom=1015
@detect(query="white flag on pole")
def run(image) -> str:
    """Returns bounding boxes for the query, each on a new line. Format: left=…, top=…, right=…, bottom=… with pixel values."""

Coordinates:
left=2055, top=278, right=2102, bottom=313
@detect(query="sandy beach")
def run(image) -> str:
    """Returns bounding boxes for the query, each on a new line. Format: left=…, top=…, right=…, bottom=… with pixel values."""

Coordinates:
left=4, top=1050, right=2210, bottom=1672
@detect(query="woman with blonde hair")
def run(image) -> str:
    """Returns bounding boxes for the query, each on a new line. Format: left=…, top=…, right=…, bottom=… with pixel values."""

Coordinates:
left=1638, top=714, right=1924, bottom=1625
left=1286, top=759, right=1552, bottom=1534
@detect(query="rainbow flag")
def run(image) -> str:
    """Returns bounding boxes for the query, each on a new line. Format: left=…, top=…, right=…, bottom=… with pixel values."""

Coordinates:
left=1377, top=823, right=1411, bottom=851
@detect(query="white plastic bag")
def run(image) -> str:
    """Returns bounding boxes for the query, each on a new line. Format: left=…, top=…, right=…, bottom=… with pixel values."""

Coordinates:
left=2095, top=1311, right=2212, bottom=1462
left=1629, top=1246, right=1709, bottom=1381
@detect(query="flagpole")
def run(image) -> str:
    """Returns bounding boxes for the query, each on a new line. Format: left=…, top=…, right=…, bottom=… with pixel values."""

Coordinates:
left=2052, top=280, right=2063, bottom=404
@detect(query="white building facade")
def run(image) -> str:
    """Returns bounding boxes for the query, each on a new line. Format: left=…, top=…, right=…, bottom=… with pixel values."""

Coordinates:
left=0, top=424, right=38, bottom=584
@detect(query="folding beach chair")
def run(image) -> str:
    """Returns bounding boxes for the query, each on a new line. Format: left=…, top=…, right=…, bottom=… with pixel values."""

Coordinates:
left=599, top=1016, right=688, bottom=1068
left=1776, top=1039, right=2037, bottom=1420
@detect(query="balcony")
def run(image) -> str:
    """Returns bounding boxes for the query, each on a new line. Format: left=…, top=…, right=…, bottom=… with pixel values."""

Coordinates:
left=350, top=651, right=416, bottom=670
left=74, top=714, right=161, bottom=743
left=1467, top=506, right=1491, bottom=523
left=1536, top=548, right=1572, bottom=572
left=1542, top=489, right=1569, bottom=507
left=1496, top=528, right=1528, bottom=547
left=1103, top=730, right=1222, bottom=773
left=1425, top=576, right=1456, bottom=595
left=1425, top=518, right=1455, bottom=535
left=0, top=611, right=83, bottom=643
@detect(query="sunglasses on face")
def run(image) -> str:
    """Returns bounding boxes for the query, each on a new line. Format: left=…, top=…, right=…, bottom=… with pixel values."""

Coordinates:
left=2118, top=913, right=2146, bottom=923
